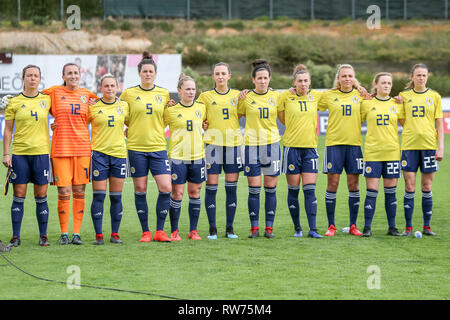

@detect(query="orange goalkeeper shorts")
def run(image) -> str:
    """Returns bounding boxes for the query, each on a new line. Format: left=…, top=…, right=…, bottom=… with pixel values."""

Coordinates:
left=51, top=156, right=90, bottom=187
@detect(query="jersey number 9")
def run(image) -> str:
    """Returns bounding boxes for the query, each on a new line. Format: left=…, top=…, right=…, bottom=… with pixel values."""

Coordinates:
left=222, top=108, right=229, bottom=119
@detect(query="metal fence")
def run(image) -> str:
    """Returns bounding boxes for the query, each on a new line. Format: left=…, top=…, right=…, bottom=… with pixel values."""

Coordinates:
left=1, top=0, right=448, bottom=21
left=102, top=0, right=449, bottom=20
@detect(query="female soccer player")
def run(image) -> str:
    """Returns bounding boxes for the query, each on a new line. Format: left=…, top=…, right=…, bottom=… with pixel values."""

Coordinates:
left=238, top=59, right=281, bottom=239
left=278, top=64, right=323, bottom=238
left=360, top=72, right=403, bottom=237
left=197, top=62, right=242, bottom=239
left=2, top=65, right=51, bottom=246
left=318, top=64, right=365, bottom=237
left=164, top=74, right=206, bottom=241
left=119, top=52, right=172, bottom=242
left=399, top=63, right=444, bottom=236
left=45, top=63, right=98, bottom=245
left=89, top=74, right=129, bottom=245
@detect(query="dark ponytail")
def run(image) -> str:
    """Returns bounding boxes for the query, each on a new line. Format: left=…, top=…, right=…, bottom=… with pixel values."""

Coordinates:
left=138, top=51, right=157, bottom=73
left=252, top=59, right=271, bottom=78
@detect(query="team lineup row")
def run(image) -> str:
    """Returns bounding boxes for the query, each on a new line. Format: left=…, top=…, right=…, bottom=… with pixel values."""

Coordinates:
left=1, top=53, right=444, bottom=247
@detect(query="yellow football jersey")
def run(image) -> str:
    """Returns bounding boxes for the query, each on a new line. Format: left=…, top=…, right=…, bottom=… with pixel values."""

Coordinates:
left=237, top=90, right=281, bottom=146
left=318, top=88, right=363, bottom=146
left=88, top=98, right=129, bottom=158
left=164, top=101, right=206, bottom=161
left=399, top=88, right=443, bottom=150
left=197, top=88, right=243, bottom=147
left=361, top=97, right=403, bottom=161
left=119, top=85, right=170, bottom=152
left=4, top=92, right=51, bottom=155
left=279, top=89, right=323, bottom=148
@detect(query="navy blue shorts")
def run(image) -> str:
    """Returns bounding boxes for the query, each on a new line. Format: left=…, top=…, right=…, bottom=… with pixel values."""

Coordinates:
left=205, top=144, right=243, bottom=175
left=244, top=142, right=281, bottom=177
left=363, top=161, right=401, bottom=179
left=401, top=150, right=438, bottom=173
left=323, top=145, right=363, bottom=175
left=128, top=150, right=171, bottom=177
left=282, top=147, right=319, bottom=175
left=170, top=158, right=206, bottom=184
left=10, top=154, right=50, bottom=185
left=91, top=150, right=127, bottom=181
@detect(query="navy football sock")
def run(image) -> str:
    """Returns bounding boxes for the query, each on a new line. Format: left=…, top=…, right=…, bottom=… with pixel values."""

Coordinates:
left=225, top=181, right=238, bottom=229
left=422, top=190, right=433, bottom=227
left=205, top=184, right=218, bottom=229
left=287, top=185, right=300, bottom=229
left=35, top=196, right=49, bottom=237
left=364, top=189, right=378, bottom=229
left=156, top=191, right=171, bottom=231
left=109, top=192, right=123, bottom=234
left=188, top=197, right=201, bottom=231
left=91, top=190, right=106, bottom=234
left=349, top=190, right=360, bottom=226
left=169, top=197, right=182, bottom=233
left=404, top=191, right=415, bottom=228
left=248, top=186, right=261, bottom=228
left=384, top=187, right=397, bottom=228
left=134, top=192, right=149, bottom=232
left=264, top=186, right=277, bottom=229
left=325, top=190, right=336, bottom=227
left=303, top=184, right=317, bottom=230
left=11, top=196, right=25, bottom=238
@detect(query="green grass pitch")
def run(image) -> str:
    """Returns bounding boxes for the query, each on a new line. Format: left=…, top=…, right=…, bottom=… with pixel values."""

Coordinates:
left=0, top=135, right=449, bottom=300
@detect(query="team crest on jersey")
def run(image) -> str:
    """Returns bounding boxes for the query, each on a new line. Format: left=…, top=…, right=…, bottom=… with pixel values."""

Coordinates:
left=390, top=105, right=397, bottom=114
left=307, top=94, right=314, bottom=102
left=230, top=97, right=238, bottom=106
left=425, top=97, right=433, bottom=106
left=155, top=95, right=163, bottom=103
left=171, top=173, right=178, bottom=180
left=116, top=106, right=124, bottom=115
left=268, top=97, right=276, bottom=106
left=93, top=170, right=100, bottom=177
left=80, top=95, right=87, bottom=104
left=195, top=110, right=202, bottom=119
left=288, top=164, right=295, bottom=171
left=352, top=96, right=360, bottom=104
left=365, top=166, right=372, bottom=174
left=401, top=160, right=407, bottom=167
left=39, top=100, right=47, bottom=109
